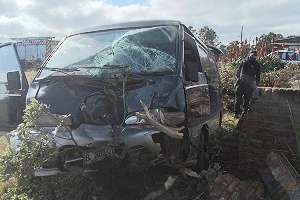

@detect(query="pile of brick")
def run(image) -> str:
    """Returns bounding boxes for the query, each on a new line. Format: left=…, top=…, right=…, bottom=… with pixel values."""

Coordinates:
left=209, top=174, right=264, bottom=200
left=260, top=152, right=300, bottom=200
left=238, top=87, right=300, bottom=177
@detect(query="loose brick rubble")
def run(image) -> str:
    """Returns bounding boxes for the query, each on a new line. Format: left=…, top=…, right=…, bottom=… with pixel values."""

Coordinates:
left=260, top=152, right=300, bottom=200
left=209, top=174, right=264, bottom=200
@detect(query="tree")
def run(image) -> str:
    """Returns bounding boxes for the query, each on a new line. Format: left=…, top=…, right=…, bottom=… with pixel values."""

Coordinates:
left=188, top=26, right=197, bottom=35
left=219, top=44, right=227, bottom=54
left=188, top=25, right=221, bottom=47
left=256, top=32, right=284, bottom=54
left=198, top=26, right=221, bottom=47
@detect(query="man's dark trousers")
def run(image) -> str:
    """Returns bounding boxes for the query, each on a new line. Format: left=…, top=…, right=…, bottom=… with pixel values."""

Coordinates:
left=234, top=76, right=257, bottom=116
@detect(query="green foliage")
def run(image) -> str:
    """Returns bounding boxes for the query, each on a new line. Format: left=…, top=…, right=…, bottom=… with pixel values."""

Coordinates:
left=219, top=57, right=299, bottom=111
left=261, top=64, right=300, bottom=88
left=219, top=64, right=237, bottom=111
left=0, top=100, right=99, bottom=200
left=256, top=32, right=283, bottom=54
left=205, top=163, right=222, bottom=184
left=219, top=44, right=227, bottom=54
left=206, top=113, right=238, bottom=184
left=226, top=58, right=243, bottom=69
left=198, top=26, right=221, bottom=47
left=258, top=54, right=285, bottom=73
left=0, top=137, right=9, bottom=154
left=212, top=113, right=238, bottom=148
left=188, top=25, right=221, bottom=47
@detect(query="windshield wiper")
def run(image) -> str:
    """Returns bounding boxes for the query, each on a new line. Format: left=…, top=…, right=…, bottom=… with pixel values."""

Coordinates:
left=138, top=70, right=173, bottom=76
left=42, top=67, right=80, bottom=73
left=39, top=67, right=81, bottom=78
left=76, top=64, right=129, bottom=70
left=34, top=67, right=82, bottom=83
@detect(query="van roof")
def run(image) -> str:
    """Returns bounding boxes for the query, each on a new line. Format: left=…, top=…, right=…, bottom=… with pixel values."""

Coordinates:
left=69, top=20, right=182, bottom=36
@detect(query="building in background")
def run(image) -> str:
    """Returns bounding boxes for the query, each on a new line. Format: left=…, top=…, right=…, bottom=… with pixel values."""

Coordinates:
left=271, top=36, right=300, bottom=63
left=272, top=36, right=300, bottom=53
left=10, top=37, right=59, bottom=69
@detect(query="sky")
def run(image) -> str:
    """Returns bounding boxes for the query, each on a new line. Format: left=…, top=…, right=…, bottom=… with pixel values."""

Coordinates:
left=0, top=0, right=299, bottom=44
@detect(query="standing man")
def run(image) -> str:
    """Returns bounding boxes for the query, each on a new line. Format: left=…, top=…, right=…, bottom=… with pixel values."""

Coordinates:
left=234, top=50, right=261, bottom=118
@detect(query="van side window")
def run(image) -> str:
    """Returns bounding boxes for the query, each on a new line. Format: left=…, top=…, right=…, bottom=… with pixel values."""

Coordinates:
left=197, top=44, right=216, bottom=82
left=197, top=44, right=221, bottom=114
left=184, top=33, right=202, bottom=82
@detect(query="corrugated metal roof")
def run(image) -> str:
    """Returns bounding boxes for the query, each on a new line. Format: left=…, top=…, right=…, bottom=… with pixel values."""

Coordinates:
left=276, top=36, right=300, bottom=44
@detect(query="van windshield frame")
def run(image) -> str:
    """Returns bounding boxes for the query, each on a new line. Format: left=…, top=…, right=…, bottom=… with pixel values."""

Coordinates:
left=37, top=25, right=179, bottom=80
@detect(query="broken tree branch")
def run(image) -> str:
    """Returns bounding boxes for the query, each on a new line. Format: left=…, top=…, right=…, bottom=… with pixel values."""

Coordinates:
left=137, top=100, right=184, bottom=140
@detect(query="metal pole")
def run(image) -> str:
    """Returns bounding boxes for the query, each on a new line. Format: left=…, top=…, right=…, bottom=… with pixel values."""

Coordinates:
left=240, top=25, right=244, bottom=43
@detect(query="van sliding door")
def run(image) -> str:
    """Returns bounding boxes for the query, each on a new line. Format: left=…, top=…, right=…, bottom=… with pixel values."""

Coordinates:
left=183, top=33, right=210, bottom=126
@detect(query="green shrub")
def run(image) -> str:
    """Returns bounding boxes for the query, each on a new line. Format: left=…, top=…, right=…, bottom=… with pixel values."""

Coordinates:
left=219, top=59, right=299, bottom=112
left=0, top=100, right=99, bottom=200
left=261, top=64, right=300, bottom=88
left=226, top=58, right=243, bottom=69
left=219, top=64, right=236, bottom=112
left=258, top=54, right=285, bottom=73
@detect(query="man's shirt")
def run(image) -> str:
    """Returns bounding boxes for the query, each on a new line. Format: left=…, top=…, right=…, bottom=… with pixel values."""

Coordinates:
left=236, top=59, right=261, bottom=84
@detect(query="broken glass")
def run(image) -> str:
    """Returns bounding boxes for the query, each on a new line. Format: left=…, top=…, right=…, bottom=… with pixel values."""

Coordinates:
left=38, top=26, right=178, bottom=79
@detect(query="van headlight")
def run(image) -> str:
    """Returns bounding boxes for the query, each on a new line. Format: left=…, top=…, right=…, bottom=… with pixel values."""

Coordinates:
left=125, top=109, right=160, bottom=125
left=28, top=127, right=72, bottom=140
left=124, top=109, right=185, bottom=126
left=125, top=115, right=146, bottom=125
left=52, top=126, right=73, bottom=140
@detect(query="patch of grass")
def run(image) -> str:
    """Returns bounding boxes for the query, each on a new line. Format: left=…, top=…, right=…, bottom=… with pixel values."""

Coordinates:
left=0, top=137, right=9, bottom=155
left=214, top=112, right=238, bottom=141
left=208, top=112, right=239, bottom=172
left=222, top=112, right=239, bottom=127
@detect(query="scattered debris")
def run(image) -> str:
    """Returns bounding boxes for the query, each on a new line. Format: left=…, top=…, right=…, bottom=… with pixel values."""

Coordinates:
left=209, top=174, right=264, bottom=200
left=143, top=176, right=177, bottom=200
left=260, top=152, right=300, bottom=200
left=137, top=100, right=184, bottom=140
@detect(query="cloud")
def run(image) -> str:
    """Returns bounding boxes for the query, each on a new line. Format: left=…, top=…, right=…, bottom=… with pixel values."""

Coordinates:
left=0, top=0, right=299, bottom=43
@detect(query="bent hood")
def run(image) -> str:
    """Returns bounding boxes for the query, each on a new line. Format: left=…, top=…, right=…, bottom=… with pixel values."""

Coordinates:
left=27, top=75, right=186, bottom=126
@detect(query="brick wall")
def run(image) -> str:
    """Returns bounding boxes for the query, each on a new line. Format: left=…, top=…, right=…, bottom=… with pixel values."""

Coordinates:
left=238, top=87, right=300, bottom=176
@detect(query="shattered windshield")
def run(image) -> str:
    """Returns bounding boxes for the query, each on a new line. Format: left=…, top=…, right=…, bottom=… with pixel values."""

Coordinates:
left=38, top=25, right=178, bottom=79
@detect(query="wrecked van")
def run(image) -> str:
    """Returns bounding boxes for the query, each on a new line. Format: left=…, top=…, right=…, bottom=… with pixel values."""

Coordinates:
left=2, top=20, right=222, bottom=174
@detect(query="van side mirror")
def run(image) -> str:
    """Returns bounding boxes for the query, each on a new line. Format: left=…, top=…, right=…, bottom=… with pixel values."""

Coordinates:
left=7, top=71, right=21, bottom=91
